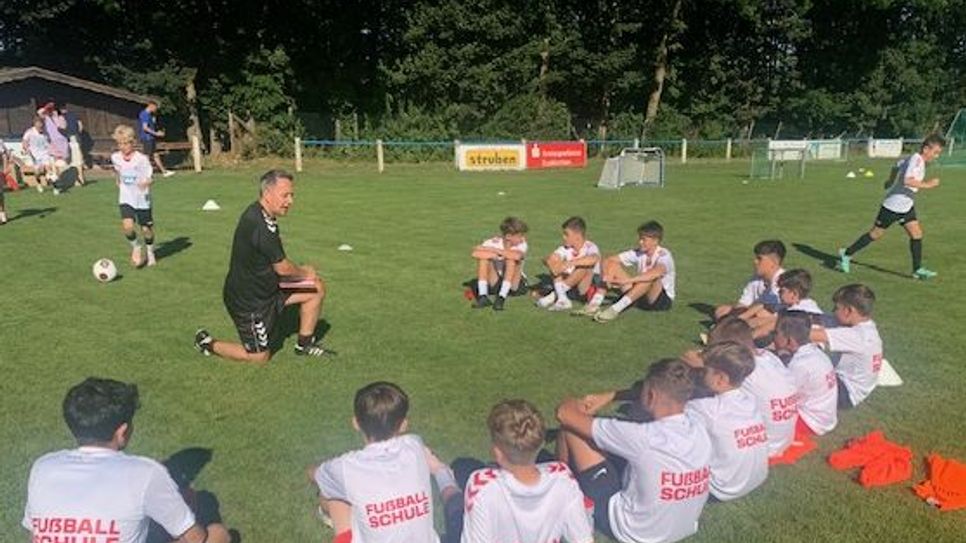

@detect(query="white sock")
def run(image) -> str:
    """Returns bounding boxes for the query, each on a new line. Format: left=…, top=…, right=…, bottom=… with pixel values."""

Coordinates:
left=0, top=211, right=6, bottom=222
left=499, top=280, right=512, bottom=298
left=554, top=281, right=570, bottom=300
left=612, top=296, right=633, bottom=313
left=589, top=291, right=605, bottom=307
left=129, top=239, right=140, bottom=249
left=477, top=280, right=489, bottom=297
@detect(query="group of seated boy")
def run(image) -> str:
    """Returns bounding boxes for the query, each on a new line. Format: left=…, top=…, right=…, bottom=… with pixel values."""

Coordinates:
left=470, top=216, right=675, bottom=323
left=308, top=238, right=883, bottom=543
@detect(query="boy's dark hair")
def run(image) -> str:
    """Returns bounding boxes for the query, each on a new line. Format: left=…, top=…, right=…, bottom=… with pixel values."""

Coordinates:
left=778, top=268, right=812, bottom=299
left=922, top=134, right=946, bottom=149
left=637, top=221, right=664, bottom=241
left=147, top=99, right=158, bottom=107
left=487, top=399, right=545, bottom=465
left=561, top=216, right=586, bottom=234
left=832, top=283, right=876, bottom=317
left=753, top=240, right=786, bottom=262
left=708, top=316, right=754, bottom=347
left=643, top=358, right=695, bottom=405
left=703, top=341, right=756, bottom=386
left=63, top=378, right=140, bottom=445
left=354, top=382, right=409, bottom=441
left=500, top=216, right=529, bottom=236
left=775, top=311, right=811, bottom=346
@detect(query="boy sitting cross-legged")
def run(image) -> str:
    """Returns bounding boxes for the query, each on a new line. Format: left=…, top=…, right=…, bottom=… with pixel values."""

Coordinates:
left=588, top=220, right=676, bottom=323
left=774, top=312, right=838, bottom=436
left=309, top=382, right=460, bottom=543
left=470, top=216, right=530, bottom=311
left=714, top=240, right=786, bottom=321
left=741, top=268, right=824, bottom=339
left=682, top=341, right=769, bottom=501
left=556, top=359, right=712, bottom=543
left=535, top=216, right=604, bottom=312
left=454, top=400, right=594, bottom=543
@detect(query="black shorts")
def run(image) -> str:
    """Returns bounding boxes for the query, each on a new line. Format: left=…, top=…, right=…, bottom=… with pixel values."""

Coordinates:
left=874, top=206, right=917, bottom=229
left=836, top=375, right=854, bottom=409
left=575, top=456, right=626, bottom=540
left=141, top=139, right=157, bottom=155
left=226, top=293, right=289, bottom=353
left=120, top=204, right=154, bottom=226
left=634, top=288, right=673, bottom=311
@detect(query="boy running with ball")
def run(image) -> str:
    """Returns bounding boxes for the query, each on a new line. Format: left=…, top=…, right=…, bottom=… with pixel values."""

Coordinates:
left=111, top=125, right=156, bottom=267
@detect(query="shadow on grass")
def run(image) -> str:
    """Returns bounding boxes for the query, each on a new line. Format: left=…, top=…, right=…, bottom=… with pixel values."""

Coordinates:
left=9, top=207, right=57, bottom=222
left=155, top=236, right=193, bottom=261
left=149, top=447, right=241, bottom=543
left=270, top=307, right=332, bottom=355
left=792, top=242, right=909, bottom=279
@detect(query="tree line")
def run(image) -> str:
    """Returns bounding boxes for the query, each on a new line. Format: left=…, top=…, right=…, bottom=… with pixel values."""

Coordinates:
left=2, top=0, right=963, bottom=154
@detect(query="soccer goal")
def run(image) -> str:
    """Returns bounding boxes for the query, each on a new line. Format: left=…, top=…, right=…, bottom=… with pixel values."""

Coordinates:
left=942, top=108, right=966, bottom=167
left=750, top=146, right=807, bottom=180
left=597, top=147, right=665, bottom=189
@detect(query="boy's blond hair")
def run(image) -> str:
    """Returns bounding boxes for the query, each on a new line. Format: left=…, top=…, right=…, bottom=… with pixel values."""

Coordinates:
left=487, top=399, right=545, bottom=465
left=112, top=125, right=136, bottom=145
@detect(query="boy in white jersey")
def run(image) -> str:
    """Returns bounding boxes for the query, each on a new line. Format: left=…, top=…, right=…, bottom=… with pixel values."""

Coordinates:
left=810, top=284, right=883, bottom=409
left=22, top=115, right=54, bottom=191
left=587, top=220, right=676, bottom=323
left=839, top=134, right=945, bottom=279
left=22, top=378, right=229, bottom=543
left=556, top=359, right=712, bottom=543
left=707, top=317, right=799, bottom=460
left=535, top=216, right=604, bottom=312
left=714, top=240, right=786, bottom=321
left=310, top=382, right=459, bottom=543
left=775, top=312, right=838, bottom=436
left=742, top=269, right=824, bottom=339
left=471, top=216, right=529, bottom=311
left=111, top=125, right=157, bottom=267
left=683, top=341, right=769, bottom=501
left=455, top=399, right=593, bottom=543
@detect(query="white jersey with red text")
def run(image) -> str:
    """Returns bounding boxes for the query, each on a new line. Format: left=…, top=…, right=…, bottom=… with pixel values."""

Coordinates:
left=592, top=414, right=712, bottom=543
left=617, top=246, right=676, bottom=299
left=22, top=447, right=195, bottom=543
left=314, top=434, right=439, bottom=543
left=826, top=320, right=883, bottom=406
left=553, top=240, right=602, bottom=275
left=481, top=236, right=528, bottom=259
left=461, top=462, right=593, bottom=543
left=737, top=269, right=785, bottom=307
left=787, top=344, right=838, bottom=435
left=685, top=389, right=769, bottom=501
left=111, top=151, right=153, bottom=209
left=741, top=350, right=799, bottom=457
left=883, top=153, right=925, bottom=213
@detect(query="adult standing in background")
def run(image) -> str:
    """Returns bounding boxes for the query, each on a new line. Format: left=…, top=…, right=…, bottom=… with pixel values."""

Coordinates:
left=138, top=100, right=175, bottom=178
left=37, top=102, right=69, bottom=162
left=61, top=102, right=86, bottom=184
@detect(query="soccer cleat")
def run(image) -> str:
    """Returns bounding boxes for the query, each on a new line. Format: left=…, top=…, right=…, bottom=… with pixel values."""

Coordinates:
left=194, top=329, right=214, bottom=356
left=473, top=295, right=493, bottom=309
left=913, top=267, right=937, bottom=280
left=570, top=304, right=601, bottom=317
left=295, top=341, right=335, bottom=357
left=535, top=292, right=557, bottom=308
left=162, top=170, right=176, bottom=178
left=837, top=248, right=851, bottom=273
left=131, top=246, right=143, bottom=267
left=492, top=296, right=505, bottom=311
left=547, top=299, right=573, bottom=312
left=594, top=306, right=622, bottom=323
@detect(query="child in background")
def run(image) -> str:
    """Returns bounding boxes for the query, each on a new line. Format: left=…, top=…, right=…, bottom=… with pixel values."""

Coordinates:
left=714, top=240, right=786, bottom=321
left=111, top=125, right=157, bottom=267
left=536, top=216, right=604, bottom=312
left=774, top=312, right=838, bottom=436
left=470, top=217, right=529, bottom=311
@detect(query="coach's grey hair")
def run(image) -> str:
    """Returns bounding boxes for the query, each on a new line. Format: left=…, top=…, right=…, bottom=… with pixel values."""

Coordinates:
left=259, top=169, right=294, bottom=194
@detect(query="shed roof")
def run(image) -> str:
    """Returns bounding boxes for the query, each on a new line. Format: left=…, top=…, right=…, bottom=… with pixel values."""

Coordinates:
left=0, top=66, right=154, bottom=103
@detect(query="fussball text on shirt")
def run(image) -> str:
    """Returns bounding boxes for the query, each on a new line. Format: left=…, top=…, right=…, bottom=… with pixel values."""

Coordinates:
left=660, top=467, right=711, bottom=501
left=365, top=492, right=430, bottom=528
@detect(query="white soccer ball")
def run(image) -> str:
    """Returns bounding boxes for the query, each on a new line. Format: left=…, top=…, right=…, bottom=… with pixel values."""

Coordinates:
left=92, top=258, right=118, bottom=283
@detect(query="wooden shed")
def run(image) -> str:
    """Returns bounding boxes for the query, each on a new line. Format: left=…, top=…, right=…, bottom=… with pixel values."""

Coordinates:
left=0, top=66, right=153, bottom=153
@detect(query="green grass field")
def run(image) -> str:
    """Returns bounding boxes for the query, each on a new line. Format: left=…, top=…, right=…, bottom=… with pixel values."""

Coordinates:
left=2, top=157, right=965, bottom=542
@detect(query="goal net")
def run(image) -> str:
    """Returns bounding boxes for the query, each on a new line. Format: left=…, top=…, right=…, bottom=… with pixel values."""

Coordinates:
left=943, top=108, right=966, bottom=167
left=750, top=146, right=807, bottom=180
left=597, top=147, right=665, bottom=189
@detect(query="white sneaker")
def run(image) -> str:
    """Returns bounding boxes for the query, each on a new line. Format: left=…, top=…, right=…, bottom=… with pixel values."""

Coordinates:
left=131, top=246, right=143, bottom=267
left=594, top=306, right=622, bottom=323
left=36, top=185, right=44, bottom=193
left=535, top=292, right=557, bottom=308
left=548, top=299, right=573, bottom=311
left=162, top=171, right=176, bottom=178
left=146, top=250, right=157, bottom=267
